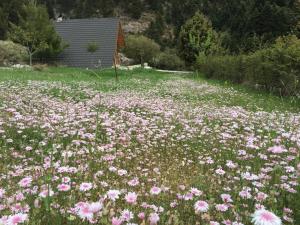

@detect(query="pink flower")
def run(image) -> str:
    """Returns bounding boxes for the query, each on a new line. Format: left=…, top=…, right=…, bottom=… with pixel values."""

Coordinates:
left=127, top=178, right=139, bottom=186
left=215, top=168, right=225, bottom=175
left=77, top=205, right=93, bottom=220
left=221, top=194, right=233, bottom=203
left=125, top=192, right=138, bottom=204
left=210, top=221, right=220, bottom=225
left=57, top=184, right=71, bottom=192
left=251, top=209, right=281, bottom=225
left=190, top=187, right=202, bottom=196
left=8, top=213, right=28, bottom=224
left=149, top=212, right=160, bottom=225
left=215, top=204, right=228, bottom=212
left=194, top=200, right=209, bottom=213
left=79, top=182, right=93, bottom=192
left=107, top=190, right=121, bottom=201
left=112, top=217, right=123, bottom=225
left=62, top=177, right=71, bottom=183
left=138, top=212, right=145, bottom=220
left=121, top=209, right=134, bottom=222
left=89, top=202, right=103, bottom=213
left=39, top=189, right=54, bottom=198
left=267, top=146, right=287, bottom=154
left=18, top=177, right=32, bottom=188
left=150, top=187, right=161, bottom=195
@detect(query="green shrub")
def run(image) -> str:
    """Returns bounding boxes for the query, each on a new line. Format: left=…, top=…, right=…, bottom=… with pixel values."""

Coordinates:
left=152, top=50, right=185, bottom=70
left=196, top=35, right=300, bottom=96
left=123, top=35, right=160, bottom=67
left=0, top=40, right=27, bottom=66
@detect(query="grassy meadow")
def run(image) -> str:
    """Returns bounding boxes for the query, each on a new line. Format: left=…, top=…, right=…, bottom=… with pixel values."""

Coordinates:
left=0, top=67, right=299, bottom=225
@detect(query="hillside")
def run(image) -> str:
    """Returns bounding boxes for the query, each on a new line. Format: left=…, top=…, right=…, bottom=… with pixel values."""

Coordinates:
left=1, top=0, right=299, bottom=51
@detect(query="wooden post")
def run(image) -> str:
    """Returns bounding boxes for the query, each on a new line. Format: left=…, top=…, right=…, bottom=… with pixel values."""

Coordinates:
left=114, top=55, right=119, bottom=82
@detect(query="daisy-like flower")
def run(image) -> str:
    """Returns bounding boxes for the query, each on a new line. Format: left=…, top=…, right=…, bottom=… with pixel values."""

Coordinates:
left=38, top=189, right=54, bottom=198
left=150, top=186, right=161, bottom=195
left=18, top=177, right=32, bottom=188
left=190, top=187, right=202, bottom=196
left=77, top=205, right=93, bottom=220
left=121, top=209, right=134, bottom=222
left=57, top=184, right=71, bottom=192
left=221, top=194, right=233, bottom=203
left=215, top=204, right=229, bottom=212
left=210, top=221, right=220, bottom=225
left=79, top=182, right=93, bottom=192
left=112, top=217, right=123, bottom=225
left=107, top=190, right=121, bottom=201
left=127, top=178, right=139, bottom=186
left=7, top=213, right=28, bottom=224
left=267, top=146, right=287, bottom=154
left=89, top=202, right=103, bottom=213
left=215, top=168, right=225, bottom=175
left=125, top=192, right=138, bottom=204
left=149, top=212, right=160, bottom=225
left=194, top=200, right=209, bottom=213
left=251, top=209, right=281, bottom=225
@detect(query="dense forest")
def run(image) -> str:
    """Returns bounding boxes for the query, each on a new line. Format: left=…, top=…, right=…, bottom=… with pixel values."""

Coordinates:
left=1, top=0, right=300, bottom=53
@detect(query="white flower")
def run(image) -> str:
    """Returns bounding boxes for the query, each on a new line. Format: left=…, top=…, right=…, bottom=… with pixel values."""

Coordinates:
left=194, top=200, right=209, bottom=213
left=79, top=182, right=93, bottom=192
left=251, top=209, right=281, bottom=225
left=107, top=189, right=121, bottom=201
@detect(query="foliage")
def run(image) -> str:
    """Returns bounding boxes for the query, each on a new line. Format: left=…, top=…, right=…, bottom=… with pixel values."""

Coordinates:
left=196, top=35, right=300, bottom=96
left=145, top=15, right=166, bottom=47
left=123, top=35, right=160, bottom=66
left=0, top=40, right=28, bottom=66
left=152, top=49, right=185, bottom=70
left=199, top=0, right=300, bottom=53
left=0, top=0, right=28, bottom=39
left=179, top=12, right=225, bottom=65
left=86, top=42, right=99, bottom=53
left=8, top=1, right=65, bottom=66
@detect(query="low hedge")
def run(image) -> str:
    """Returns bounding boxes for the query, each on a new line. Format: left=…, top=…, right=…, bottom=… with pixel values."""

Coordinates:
left=0, top=40, right=28, bottom=66
left=196, top=35, right=300, bottom=96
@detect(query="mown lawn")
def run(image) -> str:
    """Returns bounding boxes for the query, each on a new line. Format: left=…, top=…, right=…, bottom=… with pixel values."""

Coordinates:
left=0, top=67, right=299, bottom=225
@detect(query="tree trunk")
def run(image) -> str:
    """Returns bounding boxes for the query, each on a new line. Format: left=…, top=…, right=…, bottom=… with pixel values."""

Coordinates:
left=140, top=55, right=144, bottom=68
left=29, top=53, right=33, bottom=66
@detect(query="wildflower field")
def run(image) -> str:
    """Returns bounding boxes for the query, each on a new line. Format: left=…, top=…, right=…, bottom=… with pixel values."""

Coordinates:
left=0, top=68, right=299, bottom=225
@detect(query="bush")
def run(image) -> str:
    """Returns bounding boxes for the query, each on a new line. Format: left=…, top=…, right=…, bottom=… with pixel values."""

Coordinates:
left=123, top=35, right=160, bottom=66
left=196, top=35, right=300, bottom=96
left=0, top=40, right=27, bottom=66
left=152, top=50, right=185, bottom=70
left=179, top=12, right=226, bottom=65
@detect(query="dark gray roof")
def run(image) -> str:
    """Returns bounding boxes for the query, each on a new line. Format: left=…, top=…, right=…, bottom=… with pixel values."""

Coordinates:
left=54, top=18, right=119, bottom=68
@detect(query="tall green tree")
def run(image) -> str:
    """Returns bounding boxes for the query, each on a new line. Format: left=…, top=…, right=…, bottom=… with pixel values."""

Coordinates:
left=0, top=0, right=27, bottom=39
left=179, top=12, right=225, bottom=64
left=9, top=1, right=65, bottom=65
left=199, top=0, right=300, bottom=52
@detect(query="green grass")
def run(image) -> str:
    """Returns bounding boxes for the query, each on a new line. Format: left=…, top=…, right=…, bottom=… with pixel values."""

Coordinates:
left=0, top=66, right=299, bottom=112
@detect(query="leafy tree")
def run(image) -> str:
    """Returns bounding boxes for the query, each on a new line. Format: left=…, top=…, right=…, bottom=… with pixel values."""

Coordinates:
left=199, top=0, right=300, bottom=52
left=0, top=0, right=27, bottom=39
left=123, top=35, right=160, bottom=67
left=145, top=15, right=166, bottom=47
left=179, top=12, right=225, bottom=64
left=9, top=1, right=65, bottom=66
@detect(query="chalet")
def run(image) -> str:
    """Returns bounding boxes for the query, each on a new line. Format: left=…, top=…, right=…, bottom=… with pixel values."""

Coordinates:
left=54, top=18, right=125, bottom=68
